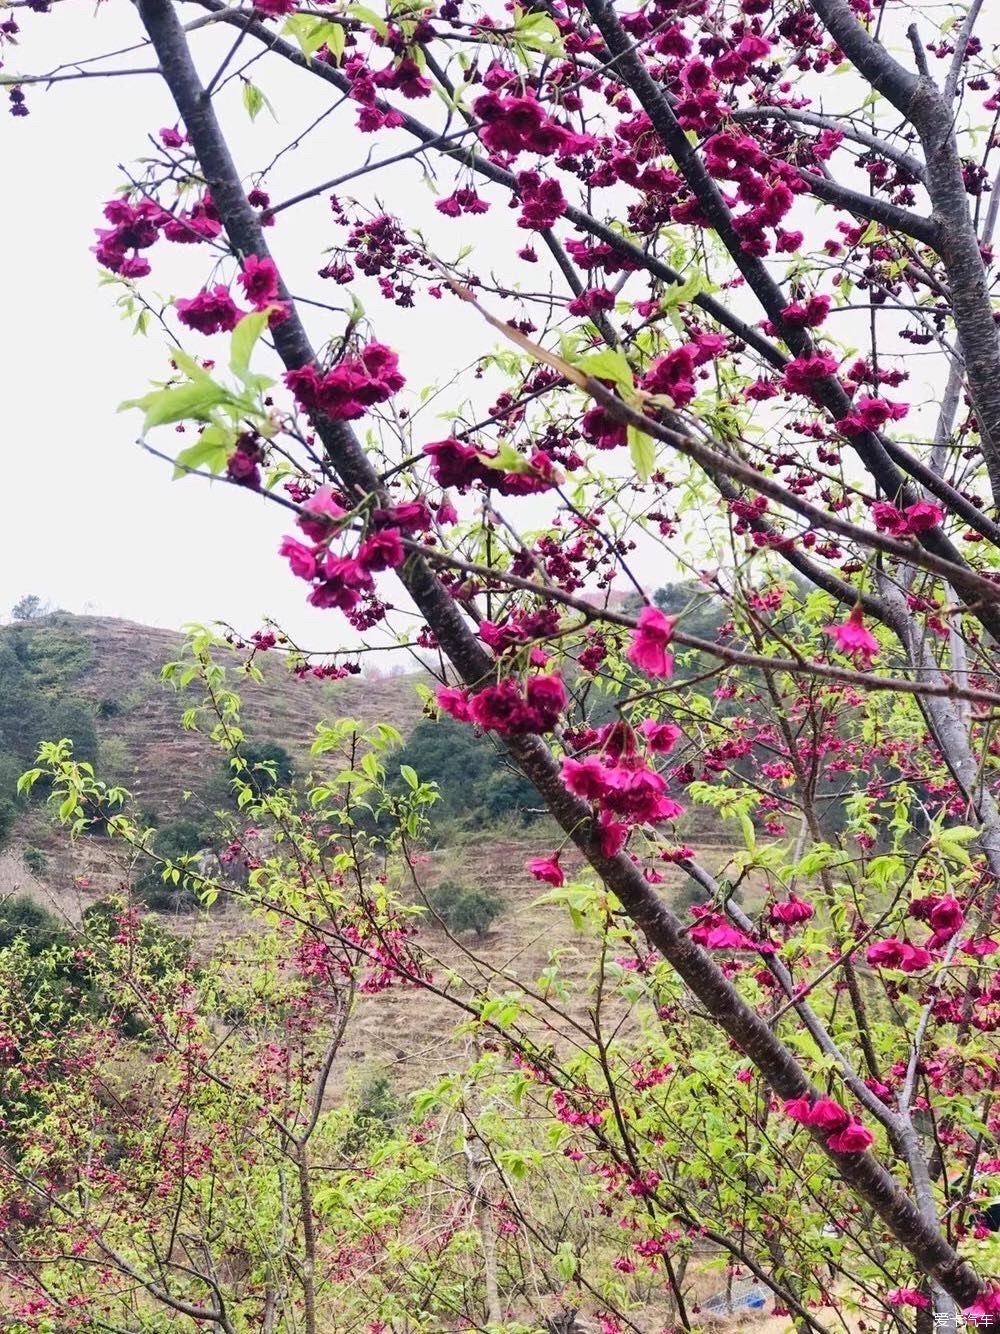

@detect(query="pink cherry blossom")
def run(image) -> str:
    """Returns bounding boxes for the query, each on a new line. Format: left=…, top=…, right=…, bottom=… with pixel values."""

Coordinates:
left=627, top=607, right=676, bottom=679
left=827, top=1121, right=874, bottom=1153
left=769, top=895, right=815, bottom=925
left=238, top=254, right=280, bottom=306
left=528, top=854, right=564, bottom=887
left=824, top=605, right=879, bottom=665
left=279, top=537, right=318, bottom=582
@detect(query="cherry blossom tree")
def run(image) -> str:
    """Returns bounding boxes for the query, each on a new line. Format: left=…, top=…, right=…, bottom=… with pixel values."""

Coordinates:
left=6, top=0, right=1000, bottom=1326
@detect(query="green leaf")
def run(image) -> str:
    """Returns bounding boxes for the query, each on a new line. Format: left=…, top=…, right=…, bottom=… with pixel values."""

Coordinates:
left=230, top=308, right=271, bottom=376
left=661, top=269, right=707, bottom=309
left=628, top=423, right=656, bottom=481
left=554, top=1242, right=577, bottom=1282
left=346, top=4, right=388, bottom=38
left=511, top=9, right=564, bottom=53
left=242, top=81, right=265, bottom=121
left=173, top=426, right=234, bottom=479
left=121, top=379, right=230, bottom=431
left=283, top=13, right=351, bottom=55
left=400, top=764, right=419, bottom=790
left=576, top=347, right=633, bottom=393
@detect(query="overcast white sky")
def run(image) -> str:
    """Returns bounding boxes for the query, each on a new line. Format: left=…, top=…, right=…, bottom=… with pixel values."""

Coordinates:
left=1, top=1, right=521, bottom=645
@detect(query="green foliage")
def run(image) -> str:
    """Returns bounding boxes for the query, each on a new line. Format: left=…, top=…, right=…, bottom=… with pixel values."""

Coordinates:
left=154, top=818, right=209, bottom=861
left=427, top=879, right=505, bottom=938
left=0, top=895, right=65, bottom=954
left=0, top=624, right=100, bottom=845
left=10, top=593, right=50, bottom=622
left=238, top=740, right=295, bottom=795
left=391, top=716, right=539, bottom=835
left=135, top=818, right=213, bottom=912
left=44, top=697, right=99, bottom=769
left=97, top=733, right=132, bottom=787
left=6, top=620, right=95, bottom=692
left=343, top=1068, right=402, bottom=1154
left=22, top=846, right=46, bottom=875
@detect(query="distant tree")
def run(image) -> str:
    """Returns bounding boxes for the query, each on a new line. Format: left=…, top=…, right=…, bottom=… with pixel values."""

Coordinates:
left=135, top=819, right=212, bottom=912
left=22, top=847, right=47, bottom=876
left=153, top=820, right=209, bottom=862
left=393, top=718, right=490, bottom=822
left=44, top=699, right=99, bottom=771
left=237, top=741, right=294, bottom=797
left=427, top=880, right=504, bottom=939
left=392, top=717, right=541, bottom=831
left=477, top=767, right=541, bottom=823
left=343, top=1069, right=401, bottom=1154
left=10, top=594, right=49, bottom=623
left=0, top=896, right=67, bottom=955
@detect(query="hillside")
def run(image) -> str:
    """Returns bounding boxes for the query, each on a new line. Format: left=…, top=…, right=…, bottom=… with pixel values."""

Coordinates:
left=65, top=615, right=430, bottom=817
left=0, top=612, right=432, bottom=900
left=0, top=612, right=735, bottom=1085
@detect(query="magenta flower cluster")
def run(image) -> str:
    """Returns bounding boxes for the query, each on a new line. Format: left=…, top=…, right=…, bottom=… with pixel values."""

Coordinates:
left=285, top=344, right=405, bottom=422
left=437, top=674, right=568, bottom=736
left=784, top=1095, right=874, bottom=1154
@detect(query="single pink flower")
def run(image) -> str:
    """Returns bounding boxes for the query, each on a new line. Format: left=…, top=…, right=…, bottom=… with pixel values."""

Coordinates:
left=279, top=536, right=317, bottom=581
left=872, top=501, right=907, bottom=534
left=528, top=853, right=564, bottom=887
left=904, top=500, right=943, bottom=532
left=887, top=1291, right=931, bottom=1310
left=238, top=254, right=281, bottom=306
left=897, top=942, right=933, bottom=973
left=437, top=686, right=471, bottom=722
left=357, top=528, right=405, bottom=572
left=769, top=894, right=815, bottom=925
left=638, top=720, right=682, bottom=753
left=524, top=673, right=568, bottom=728
left=929, top=895, right=964, bottom=938
left=824, top=605, right=879, bottom=665
left=867, top=938, right=933, bottom=972
left=964, top=1286, right=1000, bottom=1321
left=827, top=1121, right=874, bottom=1153
left=808, top=1097, right=850, bottom=1132
left=784, top=1097, right=813, bottom=1124
left=703, top=922, right=753, bottom=949
left=176, top=285, right=243, bottom=335
left=627, top=607, right=676, bottom=679
left=562, top=755, right=614, bottom=801
left=298, top=485, right=346, bottom=542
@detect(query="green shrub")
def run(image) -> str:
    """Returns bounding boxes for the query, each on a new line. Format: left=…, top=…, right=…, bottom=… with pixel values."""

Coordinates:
left=97, top=735, right=132, bottom=787
left=134, top=820, right=219, bottom=913
left=233, top=742, right=295, bottom=798
left=8, top=624, right=94, bottom=692
left=22, top=847, right=46, bottom=875
left=427, top=880, right=504, bottom=939
left=0, top=896, right=66, bottom=955
left=390, top=717, right=540, bottom=834
left=343, top=1069, right=401, bottom=1155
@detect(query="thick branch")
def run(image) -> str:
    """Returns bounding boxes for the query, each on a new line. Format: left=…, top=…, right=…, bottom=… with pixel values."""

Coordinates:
left=730, top=105, right=926, bottom=183
left=799, top=169, right=938, bottom=246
